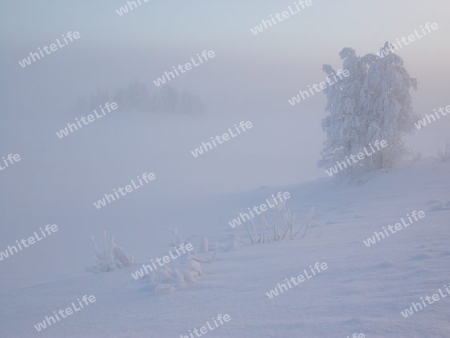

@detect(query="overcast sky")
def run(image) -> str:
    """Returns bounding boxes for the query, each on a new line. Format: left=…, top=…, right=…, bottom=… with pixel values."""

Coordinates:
left=1, top=0, right=449, bottom=195
left=1, top=0, right=449, bottom=291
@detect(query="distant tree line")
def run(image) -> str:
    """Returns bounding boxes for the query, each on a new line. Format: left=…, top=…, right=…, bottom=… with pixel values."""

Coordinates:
left=71, top=79, right=205, bottom=116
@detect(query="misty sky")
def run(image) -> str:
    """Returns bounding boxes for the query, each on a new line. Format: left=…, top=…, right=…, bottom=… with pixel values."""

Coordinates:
left=1, top=0, right=449, bottom=194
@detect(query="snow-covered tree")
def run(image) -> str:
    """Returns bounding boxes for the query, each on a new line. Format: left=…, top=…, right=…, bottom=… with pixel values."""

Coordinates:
left=157, top=85, right=179, bottom=114
left=70, top=97, right=89, bottom=115
left=179, top=91, right=205, bottom=115
left=113, top=79, right=150, bottom=112
left=319, top=44, right=418, bottom=178
left=113, top=86, right=126, bottom=109
left=361, top=44, right=418, bottom=169
left=89, top=88, right=110, bottom=111
left=318, top=49, right=363, bottom=178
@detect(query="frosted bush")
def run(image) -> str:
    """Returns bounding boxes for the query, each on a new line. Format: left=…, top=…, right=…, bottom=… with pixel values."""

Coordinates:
left=86, top=231, right=134, bottom=273
left=437, top=142, right=450, bottom=162
left=243, top=203, right=322, bottom=244
left=200, top=236, right=209, bottom=253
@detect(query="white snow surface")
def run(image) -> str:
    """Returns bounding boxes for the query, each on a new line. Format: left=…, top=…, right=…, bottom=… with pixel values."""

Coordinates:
left=2, top=160, right=450, bottom=338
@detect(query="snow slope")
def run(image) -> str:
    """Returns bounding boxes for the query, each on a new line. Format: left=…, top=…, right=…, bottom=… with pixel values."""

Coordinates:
left=1, top=160, right=450, bottom=338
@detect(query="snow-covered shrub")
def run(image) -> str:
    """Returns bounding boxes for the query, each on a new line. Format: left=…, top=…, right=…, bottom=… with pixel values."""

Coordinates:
left=86, top=231, right=134, bottom=273
left=243, top=203, right=322, bottom=244
left=223, top=233, right=242, bottom=251
left=187, top=256, right=202, bottom=277
left=427, top=199, right=450, bottom=212
left=200, top=236, right=209, bottom=253
left=167, top=226, right=197, bottom=247
left=437, top=142, right=450, bottom=162
left=140, top=227, right=218, bottom=293
left=296, top=208, right=323, bottom=239
left=410, top=151, right=422, bottom=165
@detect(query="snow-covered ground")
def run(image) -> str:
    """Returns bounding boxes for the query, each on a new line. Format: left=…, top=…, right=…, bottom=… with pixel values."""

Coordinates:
left=1, top=159, right=450, bottom=337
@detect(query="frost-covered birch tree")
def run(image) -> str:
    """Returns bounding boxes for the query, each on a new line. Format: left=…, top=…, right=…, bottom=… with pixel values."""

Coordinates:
left=319, top=43, right=418, bottom=178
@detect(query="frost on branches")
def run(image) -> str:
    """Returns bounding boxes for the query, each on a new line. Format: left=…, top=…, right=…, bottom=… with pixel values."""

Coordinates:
left=86, top=231, right=135, bottom=273
left=318, top=44, right=419, bottom=179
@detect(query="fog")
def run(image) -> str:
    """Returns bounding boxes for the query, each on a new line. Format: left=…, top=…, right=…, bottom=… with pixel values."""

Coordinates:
left=1, top=0, right=449, bottom=289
